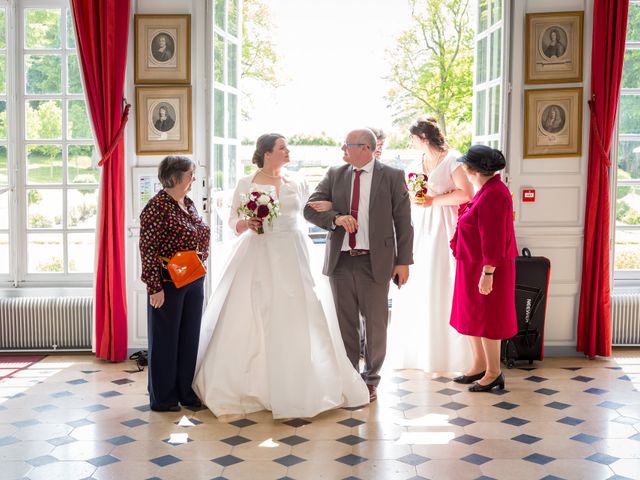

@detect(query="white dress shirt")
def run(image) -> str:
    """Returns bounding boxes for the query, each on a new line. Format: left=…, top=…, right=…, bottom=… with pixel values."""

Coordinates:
left=341, top=159, right=374, bottom=251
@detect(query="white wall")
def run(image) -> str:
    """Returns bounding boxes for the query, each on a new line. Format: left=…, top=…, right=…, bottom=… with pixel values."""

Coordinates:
left=509, top=0, right=592, bottom=353
left=123, top=0, right=593, bottom=353
left=125, top=0, right=208, bottom=350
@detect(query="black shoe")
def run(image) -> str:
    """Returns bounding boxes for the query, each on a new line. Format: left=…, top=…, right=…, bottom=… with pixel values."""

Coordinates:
left=181, top=399, right=203, bottom=408
left=452, top=371, right=485, bottom=384
left=151, top=404, right=181, bottom=412
left=469, top=373, right=505, bottom=392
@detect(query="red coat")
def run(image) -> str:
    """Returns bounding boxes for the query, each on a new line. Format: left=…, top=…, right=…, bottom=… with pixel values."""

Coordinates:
left=449, top=175, right=518, bottom=339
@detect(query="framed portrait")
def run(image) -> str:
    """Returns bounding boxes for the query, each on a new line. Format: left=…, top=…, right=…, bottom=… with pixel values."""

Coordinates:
left=524, top=87, right=582, bottom=158
left=135, top=14, right=191, bottom=84
left=525, top=11, right=583, bottom=84
left=136, top=86, right=192, bottom=155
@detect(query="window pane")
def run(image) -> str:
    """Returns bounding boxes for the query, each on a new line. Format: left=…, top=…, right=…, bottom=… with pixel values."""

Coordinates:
left=66, top=9, right=76, bottom=49
left=627, top=2, right=640, bottom=43
left=228, top=42, right=238, bottom=87
left=477, top=0, right=488, bottom=33
left=68, top=233, right=94, bottom=273
left=616, top=185, right=640, bottom=226
left=228, top=93, right=237, bottom=139
left=228, top=144, right=237, bottom=189
left=489, top=84, right=501, bottom=135
left=25, top=55, right=62, bottom=94
left=622, top=49, right=640, bottom=89
left=68, top=188, right=97, bottom=229
left=68, top=145, right=99, bottom=184
left=214, top=143, right=224, bottom=189
left=0, top=54, right=5, bottom=94
left=0, top=234, right=8, bottom=273
left=26, top=145, right=62, bottom=184
left=0, top=100, right=5, bottom=140
left=214, top=34, right=224, bottom=83
left=475, top=90, right=486, bottom=136
left=25, top=9, right=61, bottom=49
left=614, top=229, right=640, bottom=270
left=476, top=37, right=487, bottom=84
left=617, top=140, right=640, bottom=180
left=215, top=0, right=225, bottom=29
left=490, top=29, right=501, bottom=80
left=26, top=100, right=62, bottom=140
left=491, top=0, right=502, bottom=24
left=0, top=191, right=7, bottom=229
left=228, top=0, right=238, bottom=36
left=214, top=89, right=225, bottom=137
left=0, top=8, right=5, bottom=49
left=68, top=100, right=92, bottom=139
left=27, top=189, right=63, bottom=229
left=0, top=145, right=6, bottom=183
left=618, top=95, right=640, bottom=134
left=28, top=233, right=63, bottom=273
left=68, top=54, right=82, bottom=94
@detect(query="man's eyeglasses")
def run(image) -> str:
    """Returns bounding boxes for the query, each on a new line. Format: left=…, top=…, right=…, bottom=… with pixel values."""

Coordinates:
left=342, top=143, right=368, bottom=149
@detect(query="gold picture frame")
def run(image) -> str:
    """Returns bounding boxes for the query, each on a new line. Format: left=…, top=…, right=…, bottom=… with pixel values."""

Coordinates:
left=525, top=11, right=583, bottom=84
left=524, top=87, right=582, bottom=158
left=135, top=86, right=192, bottom=155
left=134, top=14, right=191, bottom=84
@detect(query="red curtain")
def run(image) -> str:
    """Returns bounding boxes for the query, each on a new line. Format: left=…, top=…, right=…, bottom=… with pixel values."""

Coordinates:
left=71, top=0, right=130, bottom=361
left=577, top=0, right=628, bottom=358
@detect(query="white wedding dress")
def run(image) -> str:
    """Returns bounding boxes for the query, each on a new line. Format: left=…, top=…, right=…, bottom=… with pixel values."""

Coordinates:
left=387, top=152, right=471, bottom=373
left=193, top=173, right=369, bottom=419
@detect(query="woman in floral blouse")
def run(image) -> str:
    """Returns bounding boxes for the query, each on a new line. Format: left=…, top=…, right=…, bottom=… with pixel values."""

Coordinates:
left=139, top=156, right=210, bottom=412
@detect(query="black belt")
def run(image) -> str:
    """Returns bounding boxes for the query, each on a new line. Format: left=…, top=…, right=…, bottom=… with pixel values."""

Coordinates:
left=342, top=249, right=370, bottom=256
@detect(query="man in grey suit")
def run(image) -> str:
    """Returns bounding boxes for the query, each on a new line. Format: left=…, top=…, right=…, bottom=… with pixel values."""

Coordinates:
left=304, top=128, right=413, bottom=402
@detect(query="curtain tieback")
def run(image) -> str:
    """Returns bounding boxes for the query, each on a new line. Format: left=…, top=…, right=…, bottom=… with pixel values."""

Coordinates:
left=587, top=94, right=611, bottom=168
left=98, top=102, right=131, bottom=167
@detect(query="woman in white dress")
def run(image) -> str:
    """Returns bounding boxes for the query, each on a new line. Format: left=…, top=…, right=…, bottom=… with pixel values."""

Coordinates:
left=388, top=117, right=474, bottom=373
left=193, top=134, right=369, bottom=419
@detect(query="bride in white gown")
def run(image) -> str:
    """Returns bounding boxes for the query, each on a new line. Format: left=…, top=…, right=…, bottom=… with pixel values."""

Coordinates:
left=193, top=134, right=369, bottom=419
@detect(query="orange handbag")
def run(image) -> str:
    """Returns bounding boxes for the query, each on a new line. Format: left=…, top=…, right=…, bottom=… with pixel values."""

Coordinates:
left=161, top=251, right=206, bottom=288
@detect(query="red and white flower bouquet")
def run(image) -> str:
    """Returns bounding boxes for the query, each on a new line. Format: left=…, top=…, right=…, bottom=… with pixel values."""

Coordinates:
left=237, top=190, right=280, bottom=234
left=407, top=172, right=428, bottom=200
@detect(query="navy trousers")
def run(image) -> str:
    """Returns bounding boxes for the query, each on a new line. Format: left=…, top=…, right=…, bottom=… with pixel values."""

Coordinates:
left=147, top=276, right=204, bottom=410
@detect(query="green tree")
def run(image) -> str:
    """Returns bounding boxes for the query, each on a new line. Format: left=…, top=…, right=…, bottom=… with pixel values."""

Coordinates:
left=241, top=0, right=282, bottom=119
left=386, top=0, right=473, bottom=149
left=288, top=133, right=337, bottom=146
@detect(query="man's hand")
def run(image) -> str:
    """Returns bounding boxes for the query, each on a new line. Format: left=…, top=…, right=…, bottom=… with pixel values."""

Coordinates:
left=150, top=290, right=165, bottom=309
left=392, top=265, right=409, bottom=288
left=335, top=215, right=358, bottom=234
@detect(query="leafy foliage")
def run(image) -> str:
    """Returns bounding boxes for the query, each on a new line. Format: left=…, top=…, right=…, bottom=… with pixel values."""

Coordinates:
left=385, top=0, right=473, bottom=149
left=288, top=133, right=337, bottom=146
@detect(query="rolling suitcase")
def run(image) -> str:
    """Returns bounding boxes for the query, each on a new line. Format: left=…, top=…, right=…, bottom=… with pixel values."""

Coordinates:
left=502, top=248, right=551, bottom=368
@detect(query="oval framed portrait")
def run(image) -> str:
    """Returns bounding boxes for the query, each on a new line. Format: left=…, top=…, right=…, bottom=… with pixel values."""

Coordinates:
left=150, top=31, right=176, bottom=64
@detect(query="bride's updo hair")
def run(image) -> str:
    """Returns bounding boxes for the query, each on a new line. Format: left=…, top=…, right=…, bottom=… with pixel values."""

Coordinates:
left=253, top=133, right=285, bottom=168
left=409, top=116, right=448, bottom=151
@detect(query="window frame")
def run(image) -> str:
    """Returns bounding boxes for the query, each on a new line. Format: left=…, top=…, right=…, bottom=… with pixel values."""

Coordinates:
left=0, top=0, right=98, bottom=287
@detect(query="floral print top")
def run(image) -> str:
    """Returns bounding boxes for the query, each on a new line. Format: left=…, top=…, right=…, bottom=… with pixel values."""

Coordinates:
left=139, top=190, right=210, bottom=295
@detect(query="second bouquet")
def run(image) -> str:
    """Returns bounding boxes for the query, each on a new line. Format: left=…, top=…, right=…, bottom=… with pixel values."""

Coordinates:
left=237, top=190, right=280, bottom=234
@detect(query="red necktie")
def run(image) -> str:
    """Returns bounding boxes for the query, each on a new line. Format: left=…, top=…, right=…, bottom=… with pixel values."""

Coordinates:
left=349, top=169, right=363, bottom=249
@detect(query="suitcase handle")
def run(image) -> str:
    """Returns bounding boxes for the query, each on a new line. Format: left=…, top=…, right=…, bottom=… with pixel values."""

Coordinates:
left=521, top=248, right=532, bottom=257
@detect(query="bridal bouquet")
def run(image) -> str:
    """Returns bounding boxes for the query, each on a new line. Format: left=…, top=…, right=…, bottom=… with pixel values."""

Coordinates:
left=237, top=190, right=280, bottom=234
left=407, top=172, right=428, bottom=199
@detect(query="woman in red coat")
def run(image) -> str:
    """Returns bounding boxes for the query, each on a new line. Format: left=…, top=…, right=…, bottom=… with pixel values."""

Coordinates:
left=449, top=145, right=517, bottom=392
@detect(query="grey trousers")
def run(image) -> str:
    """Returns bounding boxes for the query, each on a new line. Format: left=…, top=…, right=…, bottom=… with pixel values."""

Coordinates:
left=329, top=253, right=390, bottom=387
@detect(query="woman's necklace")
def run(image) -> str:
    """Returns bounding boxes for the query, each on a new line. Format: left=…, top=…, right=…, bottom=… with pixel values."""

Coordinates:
left=423, top=150, right=446, bottom=173
left=259, top=169, right=282, bottom=179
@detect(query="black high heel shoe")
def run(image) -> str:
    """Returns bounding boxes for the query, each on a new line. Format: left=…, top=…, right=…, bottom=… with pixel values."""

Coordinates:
left=452, top=371, right=485, bottom=384
left=469, top=373, right=505, bottom=392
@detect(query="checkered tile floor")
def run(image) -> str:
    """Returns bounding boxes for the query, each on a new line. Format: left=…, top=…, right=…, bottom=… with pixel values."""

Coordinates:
left=1, top=351, right=639, bottom=480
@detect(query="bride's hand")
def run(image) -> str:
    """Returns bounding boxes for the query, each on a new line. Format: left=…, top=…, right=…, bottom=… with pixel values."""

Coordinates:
left=236, top=218, right=262, bottom=234
left=412, top=195, right=433, bottom=208
left=307, top=200, right=333, bottom=212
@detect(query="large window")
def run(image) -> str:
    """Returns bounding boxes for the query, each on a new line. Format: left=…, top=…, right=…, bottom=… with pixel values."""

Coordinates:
left=613, top=1, right=640, bottom=280
left=472, top=0, right=506, bottom=150
left=1, top=1, right=97, bottom=286
left=210, top=0, right=241, bottom=243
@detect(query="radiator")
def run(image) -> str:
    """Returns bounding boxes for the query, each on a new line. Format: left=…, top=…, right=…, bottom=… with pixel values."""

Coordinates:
left=611, top=293, right=640, bottom=346
left=0, top=297, right=92, bottom=352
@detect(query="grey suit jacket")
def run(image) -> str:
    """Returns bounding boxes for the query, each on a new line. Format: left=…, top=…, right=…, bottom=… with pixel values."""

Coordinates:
left=303, top=160, right=414, bottom=284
